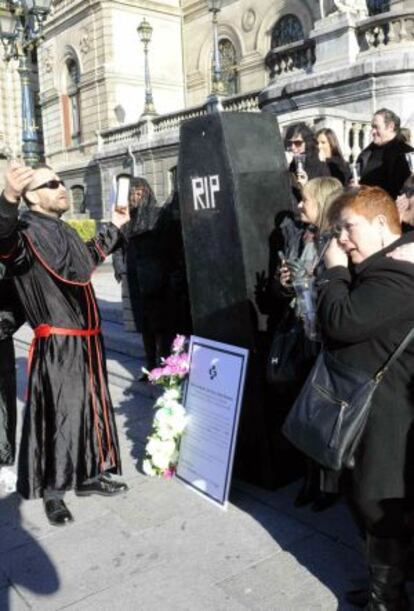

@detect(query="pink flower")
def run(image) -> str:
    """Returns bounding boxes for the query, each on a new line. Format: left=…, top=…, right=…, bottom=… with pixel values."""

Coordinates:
left=172, top=335, right=186, bottom=354
left=163, top=467, right=176, bottom=479
left=164, top=353, right=190, bottom=376
left=148, top=367, right=166, bottom=382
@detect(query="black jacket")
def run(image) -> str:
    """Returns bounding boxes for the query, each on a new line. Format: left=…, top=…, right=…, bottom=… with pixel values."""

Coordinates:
left=317, top=231, right=414, bottom=500
left=357, top=137, right=413, bottom=199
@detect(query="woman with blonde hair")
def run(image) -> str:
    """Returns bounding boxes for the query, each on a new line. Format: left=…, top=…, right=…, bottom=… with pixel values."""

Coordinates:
left=277, top=176, right=343, bottom=510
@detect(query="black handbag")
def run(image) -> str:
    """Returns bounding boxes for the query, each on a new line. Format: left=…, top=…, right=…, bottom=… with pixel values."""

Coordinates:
left=282, top=327, right=414, bottom=471
left=266, top=314, right=318, bottom=388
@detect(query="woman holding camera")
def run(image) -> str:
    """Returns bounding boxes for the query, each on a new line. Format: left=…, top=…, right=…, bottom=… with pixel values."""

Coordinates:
left=275, top=177, right=343, bottom=510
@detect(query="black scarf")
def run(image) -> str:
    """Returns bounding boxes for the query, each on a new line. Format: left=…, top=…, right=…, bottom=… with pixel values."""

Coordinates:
left=127, top=178, right=159, bottom=239
left=20, top=210, right=95, bottom=284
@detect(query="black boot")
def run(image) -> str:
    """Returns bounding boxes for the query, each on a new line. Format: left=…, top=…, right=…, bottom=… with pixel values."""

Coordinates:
left=363, top=535, right=410, bottom=611
left=294, top=459, right=318, bottom=508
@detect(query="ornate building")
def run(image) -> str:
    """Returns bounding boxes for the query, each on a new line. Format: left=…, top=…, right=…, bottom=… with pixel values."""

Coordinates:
left=1, top=0, right=413, bottom=215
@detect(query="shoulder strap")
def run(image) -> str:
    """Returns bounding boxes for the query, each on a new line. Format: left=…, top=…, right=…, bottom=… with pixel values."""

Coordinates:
left=375, top=326, right=414, bottom=381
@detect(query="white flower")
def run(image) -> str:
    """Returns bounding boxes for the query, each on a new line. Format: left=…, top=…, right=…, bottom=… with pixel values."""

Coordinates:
left=154, top=405, right=187, bottom=438
left=155, top=387, right=182, bottom=409
left=142, top=459, right=157, bottom=477
left=151, top=439, right=178, bottom=471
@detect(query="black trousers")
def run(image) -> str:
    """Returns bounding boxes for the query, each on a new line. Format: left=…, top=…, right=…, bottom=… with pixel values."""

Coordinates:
left=348, top=496, right=407, bottom=539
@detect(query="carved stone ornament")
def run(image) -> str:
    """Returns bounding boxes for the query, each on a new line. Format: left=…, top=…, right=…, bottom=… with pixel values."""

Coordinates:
left=242, top=9, right=256, bottom=32
left=42, top=46, right=54, bottom=73
left=79, top=28, right=90, bottom=55
left=333, top=0, right=368, bottom=15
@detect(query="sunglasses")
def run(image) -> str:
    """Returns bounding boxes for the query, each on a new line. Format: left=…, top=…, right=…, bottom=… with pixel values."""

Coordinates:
left=400, top=190, right=414, bottom=197
left=288, top=139, right=305, bottom=147
left=29, top=179, right=65, bottom=192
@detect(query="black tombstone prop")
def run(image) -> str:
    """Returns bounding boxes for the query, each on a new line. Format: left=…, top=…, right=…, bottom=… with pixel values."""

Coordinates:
left=178, top=111, right=295, bottom=488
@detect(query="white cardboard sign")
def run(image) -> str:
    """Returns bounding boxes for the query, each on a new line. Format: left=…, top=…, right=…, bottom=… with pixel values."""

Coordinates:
left=176, top=335, right=249, bottom=508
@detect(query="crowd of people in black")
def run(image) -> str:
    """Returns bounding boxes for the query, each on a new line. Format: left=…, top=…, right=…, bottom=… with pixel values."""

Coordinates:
left=0, top=105, right=413, bottom=609
left=260, top=107, right=414, bottom=610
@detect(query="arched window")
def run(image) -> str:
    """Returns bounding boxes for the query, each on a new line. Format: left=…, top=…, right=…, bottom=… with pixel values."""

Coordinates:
left=271, top=14, right=304, bottom=49
left=218, top=38, right=238, bottom=96
left=367, top=0, right=390, bottom=15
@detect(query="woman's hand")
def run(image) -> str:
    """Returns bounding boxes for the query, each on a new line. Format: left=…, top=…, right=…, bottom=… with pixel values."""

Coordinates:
left=296, top=169, right=308, bottom=187
left=324, top=238, right=348, bottom=269
left=279, top=263, right=292, bottom=287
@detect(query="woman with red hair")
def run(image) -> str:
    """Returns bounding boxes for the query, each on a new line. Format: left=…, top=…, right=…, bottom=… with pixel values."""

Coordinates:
left=318, top=186, right=414, bottom=609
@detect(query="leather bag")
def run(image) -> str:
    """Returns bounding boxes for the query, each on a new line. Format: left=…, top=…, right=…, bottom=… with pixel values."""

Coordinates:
left=266, top=314, right=318, bottom=388
left=282, top=327, right=414, bottom=471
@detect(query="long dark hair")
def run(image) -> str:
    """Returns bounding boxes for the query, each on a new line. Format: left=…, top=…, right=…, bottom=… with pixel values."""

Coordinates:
left=316, top=128, right=345, bottom=160
left=284, top=122, right=319, bottom=157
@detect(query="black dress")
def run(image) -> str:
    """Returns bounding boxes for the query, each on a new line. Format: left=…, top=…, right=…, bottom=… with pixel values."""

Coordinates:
left=0, top=197, right=122, bottom=499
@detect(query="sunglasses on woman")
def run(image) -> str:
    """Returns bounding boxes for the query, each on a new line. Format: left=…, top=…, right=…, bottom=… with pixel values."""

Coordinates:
left=288, top=139, right=305, bottom=147
left=29, top=179, right=65, bottom=192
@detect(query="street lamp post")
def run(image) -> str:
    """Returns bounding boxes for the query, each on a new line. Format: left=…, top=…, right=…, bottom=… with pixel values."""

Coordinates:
left=206, top=0, right=224, bottom=112
left=137, top=17, right=157, bottom=119
left=0, top=0, right=52, bottom=165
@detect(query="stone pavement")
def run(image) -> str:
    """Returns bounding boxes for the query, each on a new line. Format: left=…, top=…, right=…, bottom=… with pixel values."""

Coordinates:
left=2, top=265, right=412, bottom=610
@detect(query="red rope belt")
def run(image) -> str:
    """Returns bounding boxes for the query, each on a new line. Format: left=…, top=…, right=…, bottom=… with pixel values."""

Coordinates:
left=28, top=324, right=101, bottom=373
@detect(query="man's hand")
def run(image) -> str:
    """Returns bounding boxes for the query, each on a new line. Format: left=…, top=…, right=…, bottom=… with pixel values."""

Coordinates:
left=111, top=206, right=130, bottom=229
left=3, top=161, right=34, bottom=204
left=324, top=237, right=348, bottom=269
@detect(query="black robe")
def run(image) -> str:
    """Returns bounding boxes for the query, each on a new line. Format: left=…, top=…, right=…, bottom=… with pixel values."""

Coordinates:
left=0, top=196, right=122, bottom=499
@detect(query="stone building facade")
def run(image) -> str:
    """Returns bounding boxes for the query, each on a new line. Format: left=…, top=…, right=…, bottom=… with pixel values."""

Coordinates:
left=0, top=0, right=413, bottom=216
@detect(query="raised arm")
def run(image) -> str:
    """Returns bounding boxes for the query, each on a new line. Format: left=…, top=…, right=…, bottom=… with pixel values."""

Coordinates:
left=0, top=163, right=34, bottom=271
left=85, top=207, right=129, bottom=265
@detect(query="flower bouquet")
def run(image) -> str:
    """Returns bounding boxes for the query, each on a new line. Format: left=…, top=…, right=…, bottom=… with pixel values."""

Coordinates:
left=142, top=335, right=190, bottom=478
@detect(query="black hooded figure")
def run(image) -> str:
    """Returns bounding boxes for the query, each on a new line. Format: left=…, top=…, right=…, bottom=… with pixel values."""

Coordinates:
left=0, top=265, right=24, bottom=467
left=156, top=167, right=192, bottom=337
left=114, top=177, right=173, bottom=377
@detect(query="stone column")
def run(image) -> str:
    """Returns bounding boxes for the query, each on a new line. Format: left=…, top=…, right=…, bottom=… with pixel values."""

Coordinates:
left=310, top=11, right=361, bottom=72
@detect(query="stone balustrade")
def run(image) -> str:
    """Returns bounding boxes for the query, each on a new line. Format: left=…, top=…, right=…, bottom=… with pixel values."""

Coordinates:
left=99, top=122, right=146, bottom=148
left=357, top=10, right=414, bottom=51
left=152, top=108, right=207, bottom=135
left=99, top=90, right=260, bottom=149
left=265, top=39, right=316, bottom=81
left=222, top=91, right=259, bottom=113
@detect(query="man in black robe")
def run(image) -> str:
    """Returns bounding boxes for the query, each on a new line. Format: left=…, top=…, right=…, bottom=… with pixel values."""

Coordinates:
left=0, top=162, right=128, bottom=526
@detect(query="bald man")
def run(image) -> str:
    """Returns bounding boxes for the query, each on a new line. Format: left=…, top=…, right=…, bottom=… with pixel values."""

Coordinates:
left=0, top=163, right=128, bottom=525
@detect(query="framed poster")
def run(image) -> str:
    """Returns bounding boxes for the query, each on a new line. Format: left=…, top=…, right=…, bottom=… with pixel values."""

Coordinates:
left=176, top=336, right=248, bottom=508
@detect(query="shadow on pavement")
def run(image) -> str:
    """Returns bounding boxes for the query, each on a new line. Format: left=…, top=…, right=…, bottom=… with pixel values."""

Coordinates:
left=0, top=493, right=59, bottom=609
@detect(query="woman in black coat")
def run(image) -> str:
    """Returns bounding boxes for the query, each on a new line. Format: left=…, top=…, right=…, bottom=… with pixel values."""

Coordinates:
left=284, top=123, right=331, bottom=202
left=319, top=186, right=414, bottom=610
left=316, top=127, right=352, bottom=186
left=0, top=269, right=24, bottom=466
left=114, top=178, right=173, bottom=379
